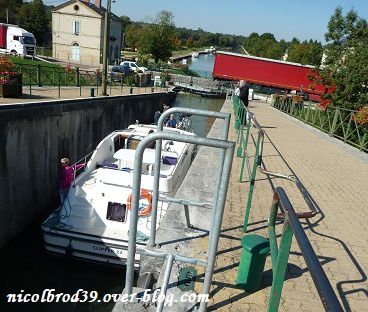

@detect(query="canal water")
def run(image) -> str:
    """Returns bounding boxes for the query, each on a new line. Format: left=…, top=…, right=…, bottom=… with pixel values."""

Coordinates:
left=187, top=53, right=215, bottom=78
left=0, top=93, right=224, bottom=312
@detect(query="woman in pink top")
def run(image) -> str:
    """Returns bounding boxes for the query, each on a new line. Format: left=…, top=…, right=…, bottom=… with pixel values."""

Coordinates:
left=59, top=158, right=85, bottom=207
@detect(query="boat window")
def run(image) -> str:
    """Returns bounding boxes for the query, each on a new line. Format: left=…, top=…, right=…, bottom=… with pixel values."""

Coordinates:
left=162, top=156, right=177, bottom=165
left=106, top=202, right=126, bottom=222
left=129, top=139, right=140, bottom=150
left=114, top=134, right=129, bottom=152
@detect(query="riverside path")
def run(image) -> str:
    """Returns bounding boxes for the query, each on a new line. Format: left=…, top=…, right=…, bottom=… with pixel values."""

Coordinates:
left=187, top=97, right=367, bottom=311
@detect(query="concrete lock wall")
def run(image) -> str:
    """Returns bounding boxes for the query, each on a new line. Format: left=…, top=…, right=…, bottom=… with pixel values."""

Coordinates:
left=0, top=92, right=176, bottom=249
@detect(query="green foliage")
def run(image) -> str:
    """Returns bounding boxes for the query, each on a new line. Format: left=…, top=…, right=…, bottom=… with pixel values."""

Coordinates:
left=119, top=15, right=132, bottom=33
left=138, top=11, right=176, bottom=63
left=124, top=74, right=136, bottom=86
left=287, top=40, right=323, bottom=65
left=0, top=0, right=23, bottom=23
left=186, top=37, right=194, bottom=48
left=124, top=18, right=246, bottom=50
left=18, top=0, right=49, bottom=43
left=242, top=32, right=287, bottom=59
left=319, top=7, right=368, bottom=109
left=125, top=24, right=144, bottom=49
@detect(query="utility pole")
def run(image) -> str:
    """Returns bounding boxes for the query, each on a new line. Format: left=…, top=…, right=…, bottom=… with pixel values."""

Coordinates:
left=6, top=8, right=9, bottom=23
left=101, top=0, right=112, bottom=96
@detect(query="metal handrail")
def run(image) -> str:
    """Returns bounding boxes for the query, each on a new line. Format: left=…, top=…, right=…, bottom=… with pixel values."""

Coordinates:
left=71, top=151, right=94, bottom=187
left=124, top=131, right=235, bottom=312
left=151, top=107, right=231, bottom=248
left=232, top=96, right=317, bottom=233
left=268, top=187, right=343, bottom=312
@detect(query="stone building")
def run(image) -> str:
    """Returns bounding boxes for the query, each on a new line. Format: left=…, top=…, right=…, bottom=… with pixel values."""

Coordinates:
left=52, top=0, right=122, bottom=65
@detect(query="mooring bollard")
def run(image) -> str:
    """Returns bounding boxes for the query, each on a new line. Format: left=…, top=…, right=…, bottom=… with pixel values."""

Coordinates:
left=236, top=234, right=270, bottom=292
left=90, top=88, right=95, bottom=97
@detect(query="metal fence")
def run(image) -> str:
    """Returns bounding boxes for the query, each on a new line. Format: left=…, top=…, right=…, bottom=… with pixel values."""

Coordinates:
left=5, top=63, right=170, bottom=99
left=267, top=187, right=343, bottom=312
left=232, top=95, right=343, bottom=311
left=232, top=95, right=317, bottom=233
left=272, top=96, right=368, bottom=152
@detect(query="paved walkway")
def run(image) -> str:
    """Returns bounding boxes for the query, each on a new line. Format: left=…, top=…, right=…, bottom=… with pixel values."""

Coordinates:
left=191, top=98, right=367, bottom=311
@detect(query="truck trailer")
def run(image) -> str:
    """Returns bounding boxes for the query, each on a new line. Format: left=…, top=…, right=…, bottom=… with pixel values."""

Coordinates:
left=213, top=51, right=326, bottom=101
left=0, top=23, right=36, bottom=56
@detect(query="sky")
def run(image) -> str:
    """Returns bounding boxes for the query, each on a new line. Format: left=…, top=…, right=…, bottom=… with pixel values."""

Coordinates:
left=45, top=0, right=368, bottom=43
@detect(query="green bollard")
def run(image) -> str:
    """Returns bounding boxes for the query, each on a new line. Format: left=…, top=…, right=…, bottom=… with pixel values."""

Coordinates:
left=234, top=119, right=240, bottom=130
left=236, top=234, right=270, bottom=292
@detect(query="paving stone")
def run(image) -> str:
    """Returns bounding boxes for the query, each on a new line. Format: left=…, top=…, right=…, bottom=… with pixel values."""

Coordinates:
left=150, top=98, right=368, bottom=312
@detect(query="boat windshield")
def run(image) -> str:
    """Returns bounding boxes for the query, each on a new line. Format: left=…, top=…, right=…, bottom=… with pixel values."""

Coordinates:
left=21, top=36, right=35, bottom=45
left=114, top=149, right=156, bottom=164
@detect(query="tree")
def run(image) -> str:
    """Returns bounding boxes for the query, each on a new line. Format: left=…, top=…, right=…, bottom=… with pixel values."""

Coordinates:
left=0, top=0, right=23, bottom=24
left=186, top=36, right=194, bottom=48
left=172, top=35, right=182, bottom=50
left=287, top=40, right=322, bottom=65
left=318, top=7, right=368, bottom=109
left=120, top=15, right=131, bottom=33
left=138, top=11, right=175, bottom=63
left=18, top=0, right=49, bottom=42
left=125, top=24, right=143, bottom=49
left=242, top=32, right=286, bottom=59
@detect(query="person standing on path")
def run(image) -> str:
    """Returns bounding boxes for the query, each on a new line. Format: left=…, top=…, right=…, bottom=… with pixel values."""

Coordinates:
left=239, top=80, right=250, bottom=107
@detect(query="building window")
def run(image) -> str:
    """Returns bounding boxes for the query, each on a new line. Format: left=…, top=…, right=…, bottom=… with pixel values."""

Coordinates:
left=72, top=42, right=80, bottom=62
left=72, top=21, right=80, bottom=35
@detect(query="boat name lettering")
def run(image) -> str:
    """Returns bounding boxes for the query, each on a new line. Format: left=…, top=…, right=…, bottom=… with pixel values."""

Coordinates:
left=92, top=245, right=123, bottom=255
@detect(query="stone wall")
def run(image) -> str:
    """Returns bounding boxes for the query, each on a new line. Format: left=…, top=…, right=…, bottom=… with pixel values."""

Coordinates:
left=0, top=92, right=176, bottom=249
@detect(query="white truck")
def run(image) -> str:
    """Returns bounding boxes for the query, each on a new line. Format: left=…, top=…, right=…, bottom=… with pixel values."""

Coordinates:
left=0, top=23, right=36, bottom=56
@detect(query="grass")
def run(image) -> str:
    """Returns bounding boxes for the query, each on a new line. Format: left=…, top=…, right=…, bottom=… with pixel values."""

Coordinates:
left=9, top=56, right=62, bottom=69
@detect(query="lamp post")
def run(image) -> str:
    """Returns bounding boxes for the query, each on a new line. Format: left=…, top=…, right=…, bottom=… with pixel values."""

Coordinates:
left=102, top=0, right=112, bottom=96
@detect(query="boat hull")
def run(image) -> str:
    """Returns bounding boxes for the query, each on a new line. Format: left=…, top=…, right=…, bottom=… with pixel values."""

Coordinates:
left=42, top=227, right=142, bottom=269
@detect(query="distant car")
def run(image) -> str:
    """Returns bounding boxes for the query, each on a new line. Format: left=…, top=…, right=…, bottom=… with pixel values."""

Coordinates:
left=120, top=61, right=148, bottom=73
left=110, top=64, right=131, bottom=82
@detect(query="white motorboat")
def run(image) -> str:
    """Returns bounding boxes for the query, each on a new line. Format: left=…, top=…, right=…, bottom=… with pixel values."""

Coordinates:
left=191, top=52, right=199, bottom=58
left=42, top=124, right=196, bottom=268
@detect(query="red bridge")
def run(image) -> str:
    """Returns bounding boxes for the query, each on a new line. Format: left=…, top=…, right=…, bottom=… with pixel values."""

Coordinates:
left=212, top=51, right=325, bottom=101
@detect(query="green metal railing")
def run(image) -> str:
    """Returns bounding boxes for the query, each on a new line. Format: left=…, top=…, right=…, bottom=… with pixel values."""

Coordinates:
left=13, top=63, right=98, bottom=87
left=231, top=95, right=342, bottom=311
left=232, top=95, right=303, bottom=233
left=8, top=62, right=167, bottom=98
left=273, top=96, right=368, bottom=152
left=267, top=187, right=343, bottom=312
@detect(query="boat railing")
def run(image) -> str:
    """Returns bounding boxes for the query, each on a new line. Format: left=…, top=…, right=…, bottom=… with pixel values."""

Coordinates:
left=232, top=95, right=317, bottom=233
left=71, top=151, right=94, bottom=187
left=125, top=107, right=233, bottom=312
left=267, top=187, right=343, bottom=311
